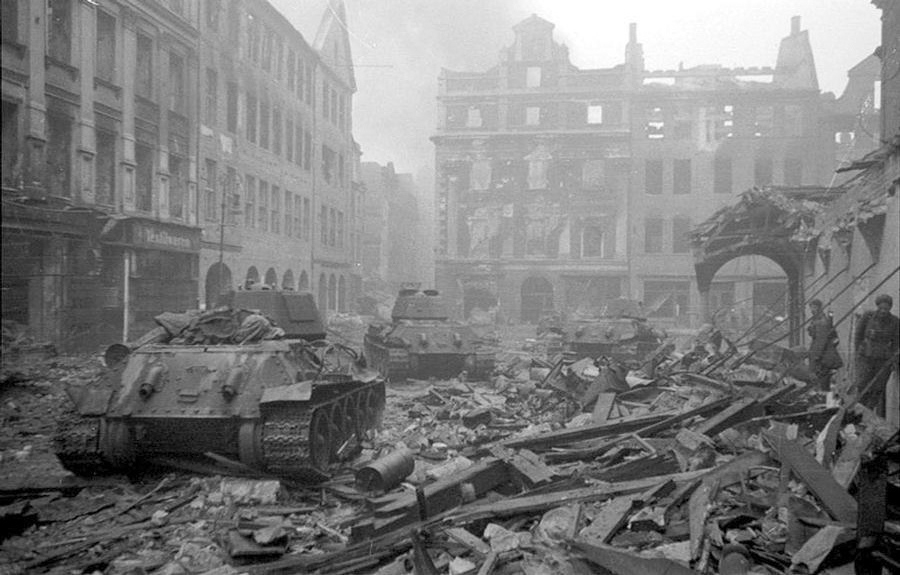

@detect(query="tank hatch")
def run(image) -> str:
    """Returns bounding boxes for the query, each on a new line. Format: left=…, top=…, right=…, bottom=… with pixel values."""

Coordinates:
left=391, top=289, right=449, bottom=321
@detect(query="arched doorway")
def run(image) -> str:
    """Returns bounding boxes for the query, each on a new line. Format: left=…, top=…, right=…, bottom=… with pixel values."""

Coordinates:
left=318, top=273, right=327, bottom=310
left=264, top=267, right=278, bottom=288
left=205, top=262, right=232, bottom=307
left=282, top=269, right=295, bottom=291
left=521, top=276, right=554, bottom=323
left=245, top=266, right=260, bottom=289
left=328, top=274, right=337, bottom=311
left=338, top=276, right=347, bottom=312
left=299, top=270, right=309, bottom=291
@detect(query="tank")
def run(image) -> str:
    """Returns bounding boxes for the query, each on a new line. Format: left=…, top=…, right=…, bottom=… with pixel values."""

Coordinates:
left=364, top=289, right=495, bottom=381
left=54, top=290, right=385, bottom=482
left=556, top=299, right=666, bottom=367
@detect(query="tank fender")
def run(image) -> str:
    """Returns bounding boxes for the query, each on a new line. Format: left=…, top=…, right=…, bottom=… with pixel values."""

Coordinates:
left=67, top=385, right=114, bottom=416
left=259, top=381, right=313, bottom=404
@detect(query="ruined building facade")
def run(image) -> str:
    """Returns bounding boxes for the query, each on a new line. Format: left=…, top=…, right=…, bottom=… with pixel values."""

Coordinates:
left=195, top=0, right=362, bottom=315
left=433, top=15, right=836, bottom=326
left=359, top=161, right=430, bottom=291
left=1, top=0, right=361, bottom=351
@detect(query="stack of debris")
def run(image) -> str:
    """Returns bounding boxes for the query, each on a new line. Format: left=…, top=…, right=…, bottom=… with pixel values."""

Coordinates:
left=0, top=329, right=896, bottom=574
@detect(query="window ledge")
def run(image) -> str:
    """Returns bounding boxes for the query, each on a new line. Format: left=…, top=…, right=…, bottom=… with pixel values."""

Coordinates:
left=45, top=56, right=79, bottom=81
left=2, top=39, right=27, bottom=58
left=94, top=76, right=122, bottom=96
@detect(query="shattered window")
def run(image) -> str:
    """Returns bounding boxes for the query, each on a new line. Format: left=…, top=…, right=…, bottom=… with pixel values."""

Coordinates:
left=272, top=104, right=281, bottom=156
left=95, top=130, right=116, bottom=206
left=466, top=106, right=483, bottom=128
left=136, top=34, right=154, bottom=99
left=258, top=180, right=268, bottom=231
left=581, top=225, right=605, bottom=258
left=135, top=143, right=153, bottom=212
left=303, top=198, right=310, bottom=240
left=259, top=100, right=269, bottom=149
left=245, top=93, right=257, bottom=143
left=204, top=68, right=218, bottom=127
left=204, top=158, right=217, bottom=222
left=322, top=145, right=336, bottom=183
left=646, top=106, right=664, bottom=139
left=48, top=0, right=72, bottom=63
left=95, top=10, right=116, bottom=83
left=644, top=218, right=663, bottom=253
left=168, top=52, right=186, bottom=114
left=673, top=104, right=691, bottom=139
left=285, top=116, right=294, bottom=161
left=271, top=186, right=280, bottom=234
left=753, top=106, right=774, bottom=137
left=672, top=216, right=691, bottom=253
left=1, top=100, right=19, bottom=186
left=587, top=104, right=603, bottom=125
left=526, top=66, right=542, bottom=88
left=673, top=159, right=691, bottom=195
left=645, top=159, right=663, bottom=195
left=711, top=105, right=734, bottom=140
left=169, top=153, right=186, bottom=219
left=525, top=106, right=541, bottom=126
left=226, top=81, right=238, bottom=133
left=46, top=110, right=72, bottom=198
left=244, top=175, right=255, bottom=228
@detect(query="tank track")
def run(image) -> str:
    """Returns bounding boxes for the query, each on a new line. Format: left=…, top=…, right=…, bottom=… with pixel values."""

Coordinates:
left=53, top=414, right=107, bottom=476
left=259, top=379, right=386, bottom=478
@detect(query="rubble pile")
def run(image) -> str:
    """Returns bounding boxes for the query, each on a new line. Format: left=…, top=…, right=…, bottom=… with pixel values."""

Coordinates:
left=0, top=329, right=897, bottom=574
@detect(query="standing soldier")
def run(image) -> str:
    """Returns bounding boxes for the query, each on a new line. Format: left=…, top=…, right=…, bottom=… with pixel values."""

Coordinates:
left=854, top=294, right=900, bottom=416
left=807, top=299, right=842, bottom=391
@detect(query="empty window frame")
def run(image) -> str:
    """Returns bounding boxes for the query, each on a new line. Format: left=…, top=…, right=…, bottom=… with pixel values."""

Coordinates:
left=673, top=159, right=691, bottom=195
left=672, top=216, right=691, bottom=253
left=95, top=11, right=116, bottom=82
left=644, top=217, right=663, bottom=253
left=645, top=159, right=663, bottom=195
left=714, top=156, right=732, bottom=194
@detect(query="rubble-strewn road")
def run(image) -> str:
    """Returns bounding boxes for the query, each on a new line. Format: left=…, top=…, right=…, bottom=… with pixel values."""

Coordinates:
left=1, top=324, right=897, bottom=575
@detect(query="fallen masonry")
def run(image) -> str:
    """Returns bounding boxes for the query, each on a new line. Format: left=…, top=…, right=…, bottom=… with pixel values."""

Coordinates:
left=0, top=323, right=898, bottom=574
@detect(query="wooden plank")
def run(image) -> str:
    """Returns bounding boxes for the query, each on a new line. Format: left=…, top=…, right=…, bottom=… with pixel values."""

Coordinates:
left=446, top=527, right=490, bottom=558
left=764, top=432, right=858, bottom=524
left=572, top=539, right=696, bottom=575
left=815, top=408, right=845, bottom=467
left=580, top=494, right=635, bottom=544
left=592, top=393, right=617, bottom=424
left=476, top=551, right=499, bottom=575
left=693, top=396, right=759, bottom=437
left=501, top=412, right=675, bottom=451
left=489, top=446, right=556, bottom=486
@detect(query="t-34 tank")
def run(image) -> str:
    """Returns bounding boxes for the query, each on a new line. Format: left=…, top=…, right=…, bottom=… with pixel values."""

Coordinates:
left=54, top=289, right=385, bottom=481
left=560, top=298, right=666, bottom=366
left=364, top=289, right=495, bottom=381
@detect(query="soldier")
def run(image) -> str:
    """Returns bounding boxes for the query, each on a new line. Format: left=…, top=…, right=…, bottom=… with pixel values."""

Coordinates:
left=807, top=299, right=842, bottom=391
left=854, top=294, right=900, bottom=416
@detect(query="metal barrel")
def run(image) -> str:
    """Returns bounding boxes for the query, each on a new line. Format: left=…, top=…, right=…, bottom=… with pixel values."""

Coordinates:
left=355, top=448, right=415, bottom=491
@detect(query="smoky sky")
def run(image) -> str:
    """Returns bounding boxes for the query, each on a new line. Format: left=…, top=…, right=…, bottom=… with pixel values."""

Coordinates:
left=270, top=0, right=880, bottom=187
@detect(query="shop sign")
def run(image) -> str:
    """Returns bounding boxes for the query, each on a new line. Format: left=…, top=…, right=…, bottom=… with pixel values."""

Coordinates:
left=132, top=221, right=199, bottom=252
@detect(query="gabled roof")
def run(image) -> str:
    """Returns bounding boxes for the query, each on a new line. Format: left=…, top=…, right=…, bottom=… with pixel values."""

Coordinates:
left=313, top=0, right=356, bottom=92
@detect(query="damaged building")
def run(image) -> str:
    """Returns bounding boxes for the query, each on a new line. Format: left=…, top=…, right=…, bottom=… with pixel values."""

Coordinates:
left=359, top=161, right=430, bottom=293
left=196, top=0, right=362, bottom=314
left=1, top=0, right=203, bottom=348
left=1, top=0, right=363, bottom=351
left=432, top=15, right=847, bottom=328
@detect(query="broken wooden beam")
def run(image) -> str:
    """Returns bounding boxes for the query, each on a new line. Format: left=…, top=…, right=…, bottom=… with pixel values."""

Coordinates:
left=571, top=539, right=695, bottom=575
left=501, top=412, right=675, bottom=451
left=763, top=431, right=858, bottom=524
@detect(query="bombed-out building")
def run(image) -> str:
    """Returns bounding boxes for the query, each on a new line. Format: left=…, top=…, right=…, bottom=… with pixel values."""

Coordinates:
left=433, top=15, right=837, bottom=327
left=196, top=0, right=362, bottom=315
left=359, top=161, right=430, bottom=292
left=1, top=0, right=203, bottom=348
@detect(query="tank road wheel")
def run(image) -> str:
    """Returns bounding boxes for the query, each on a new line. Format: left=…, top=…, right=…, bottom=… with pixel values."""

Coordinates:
left=329, top=402, right=349, bottom=456
left=238, top=421, right=263, bottom=469
left=99, top=419, right=135, bottom=470
left=309, top=408, right=332, bottom=469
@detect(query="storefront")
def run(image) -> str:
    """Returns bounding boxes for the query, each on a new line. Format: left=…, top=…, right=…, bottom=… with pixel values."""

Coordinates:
left=101, top=217, right=201, bottom=340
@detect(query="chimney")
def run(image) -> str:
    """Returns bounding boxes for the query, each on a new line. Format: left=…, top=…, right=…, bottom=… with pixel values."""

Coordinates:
left=791, top=15, right=800, bottom=35
left=629, top=22, right=637, bottom=43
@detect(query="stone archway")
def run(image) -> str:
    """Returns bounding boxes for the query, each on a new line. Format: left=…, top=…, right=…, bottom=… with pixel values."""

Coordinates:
left=282, top=269, right=295, bottom=291
left=328, top=274, right=337, bottom=311
left=264, top=267, right=278, bottom=289
left=205, top=262, right=232, bottom=307
left=338, top=276, right=347, bottom=312
left=691, top=187, right=828, bottom=346
left=299, top=270, right=309, bottom=291
left=245, top=266, right=260, bottom=289
left=521, top=276, right=554, bottom=323
left=318, top=273, right=327, bottom=310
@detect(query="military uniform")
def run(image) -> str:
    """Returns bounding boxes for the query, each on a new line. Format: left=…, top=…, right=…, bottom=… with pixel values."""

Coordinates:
left=854, top=307, right=900, bottom=416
